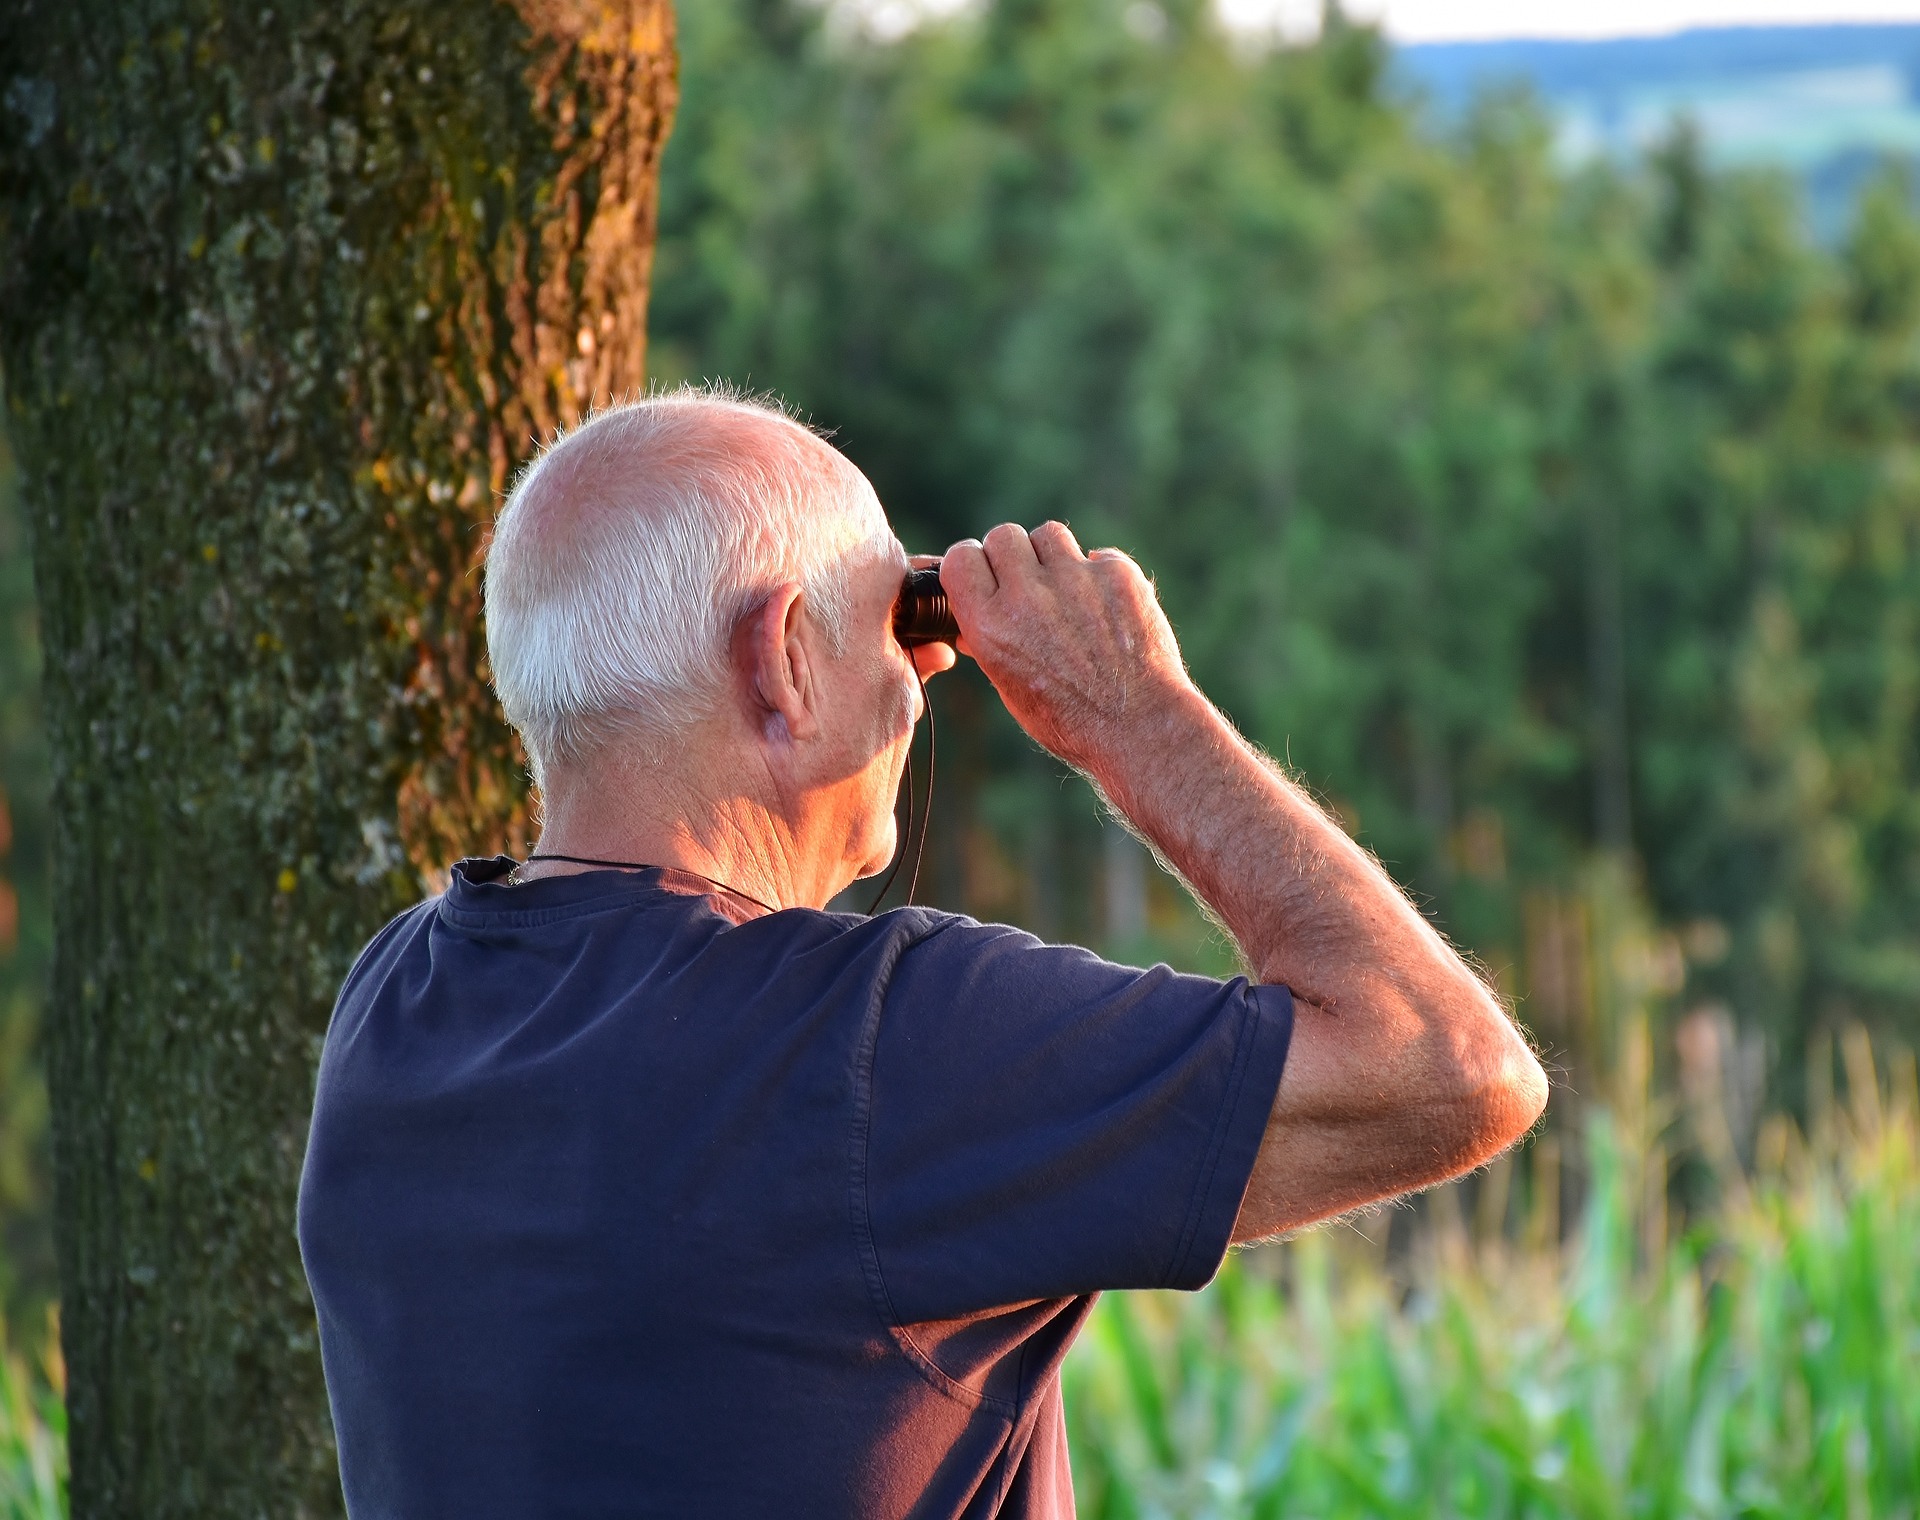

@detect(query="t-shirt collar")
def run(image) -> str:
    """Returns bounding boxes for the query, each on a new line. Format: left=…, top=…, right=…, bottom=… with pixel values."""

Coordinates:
left=443, top=855, right=768, bottom=926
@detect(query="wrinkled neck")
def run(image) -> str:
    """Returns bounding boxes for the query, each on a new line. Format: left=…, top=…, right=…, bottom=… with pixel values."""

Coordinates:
left=529, top=736, right=854, bottom=911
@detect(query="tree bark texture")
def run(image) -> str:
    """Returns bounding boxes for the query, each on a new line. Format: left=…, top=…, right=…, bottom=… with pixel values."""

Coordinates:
left=0, top=2, right=675, bottom=1511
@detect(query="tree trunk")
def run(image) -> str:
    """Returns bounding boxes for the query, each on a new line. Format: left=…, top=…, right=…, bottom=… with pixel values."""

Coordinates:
left=0, top=2, right=675, bottom=1511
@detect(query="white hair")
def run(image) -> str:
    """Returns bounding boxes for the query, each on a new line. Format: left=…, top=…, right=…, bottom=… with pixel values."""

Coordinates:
left=484, top=388, right=898, bottom=784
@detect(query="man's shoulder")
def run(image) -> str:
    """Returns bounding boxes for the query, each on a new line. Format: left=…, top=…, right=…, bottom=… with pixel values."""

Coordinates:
left=341, top=895, right=439, bottom=991
left=744, top=901, right=974, bottom=968
left=793, top=902, right=1048, bottom=960
left=840, top=907, right=1164, bottom=1009
left=723, top=904, right=1087, bottom=1009
left=799, top=901, right=964, bottom=938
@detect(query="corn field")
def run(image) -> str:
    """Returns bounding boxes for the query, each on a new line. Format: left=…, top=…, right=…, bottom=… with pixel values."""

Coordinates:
left=1066, top=1029, right=1920, bottom=1520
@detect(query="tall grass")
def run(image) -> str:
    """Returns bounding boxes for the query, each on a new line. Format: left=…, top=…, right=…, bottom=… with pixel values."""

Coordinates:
left=0, top=1312, right=61, bottom=1520
left=1065, top=1029, right=1920, bottom=1519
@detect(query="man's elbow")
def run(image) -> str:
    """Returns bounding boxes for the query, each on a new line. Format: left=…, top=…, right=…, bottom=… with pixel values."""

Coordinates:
left=1436, top=994, right=1549, bottom=1170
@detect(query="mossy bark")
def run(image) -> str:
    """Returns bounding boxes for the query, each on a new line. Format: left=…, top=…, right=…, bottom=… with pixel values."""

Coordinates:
left=0, top=2, right=675, bottom=1511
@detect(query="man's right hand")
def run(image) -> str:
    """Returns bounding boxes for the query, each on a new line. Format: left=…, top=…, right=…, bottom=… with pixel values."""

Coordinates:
left=939, top=522, right=1193, bottom=774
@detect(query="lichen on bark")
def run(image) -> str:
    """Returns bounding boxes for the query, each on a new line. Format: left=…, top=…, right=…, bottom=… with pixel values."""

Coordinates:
left=0, top=1, right=675, bottom=1511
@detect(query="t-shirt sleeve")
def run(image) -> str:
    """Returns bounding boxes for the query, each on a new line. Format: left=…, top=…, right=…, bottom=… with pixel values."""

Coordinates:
left=858, top=913, right=1294, bottom=1325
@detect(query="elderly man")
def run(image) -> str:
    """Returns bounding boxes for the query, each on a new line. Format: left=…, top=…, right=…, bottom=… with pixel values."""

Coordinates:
left=298, top=390, right=1546, bottom=1518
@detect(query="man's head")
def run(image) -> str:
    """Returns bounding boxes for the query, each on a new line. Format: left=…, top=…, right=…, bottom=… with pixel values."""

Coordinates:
left=485, top=389, right=942, bottom=903
left=487, top=389, right=898, bottom=775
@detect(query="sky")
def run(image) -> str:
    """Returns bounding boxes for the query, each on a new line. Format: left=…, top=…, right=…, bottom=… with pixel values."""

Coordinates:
left=1237, top=0, right=1920, bottom=43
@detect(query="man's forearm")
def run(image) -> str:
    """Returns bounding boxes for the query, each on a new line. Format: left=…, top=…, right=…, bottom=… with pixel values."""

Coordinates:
left=1087, top=676, right=1548, bottom=1235
left=1084, top=679, right=1491, bottom=1028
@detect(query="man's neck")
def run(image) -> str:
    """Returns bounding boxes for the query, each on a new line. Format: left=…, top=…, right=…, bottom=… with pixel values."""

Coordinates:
left=528, top=752, right=840, bottom=911
left=530, top=813, right=788, bottom=910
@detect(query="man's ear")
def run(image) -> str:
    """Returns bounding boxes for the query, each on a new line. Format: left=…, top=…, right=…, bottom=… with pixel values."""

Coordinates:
left=734, top=581, right=820, bottom=742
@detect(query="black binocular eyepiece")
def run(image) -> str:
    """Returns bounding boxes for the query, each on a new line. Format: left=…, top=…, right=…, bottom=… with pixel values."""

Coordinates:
left=894, top=564, right=959, bottom=646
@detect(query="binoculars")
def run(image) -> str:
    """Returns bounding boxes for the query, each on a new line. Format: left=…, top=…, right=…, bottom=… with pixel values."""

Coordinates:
left=894, top=564, right=960, bottom=646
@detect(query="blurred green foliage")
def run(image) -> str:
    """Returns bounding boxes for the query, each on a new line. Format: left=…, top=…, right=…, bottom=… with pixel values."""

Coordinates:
left=650, top=0, right=1920, bottom=1098
left=1065, top=1028, right=1920, bottom=1518
left=0, top=1312, right=62, bottom=1520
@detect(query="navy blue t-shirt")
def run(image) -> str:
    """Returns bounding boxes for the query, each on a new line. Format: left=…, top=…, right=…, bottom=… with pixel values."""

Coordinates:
left=298, top=857, right=1293, bottom=1518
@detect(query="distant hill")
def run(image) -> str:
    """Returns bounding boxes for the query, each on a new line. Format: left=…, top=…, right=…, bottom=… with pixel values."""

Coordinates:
left=1393, top=24, right=1920, bottom=231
